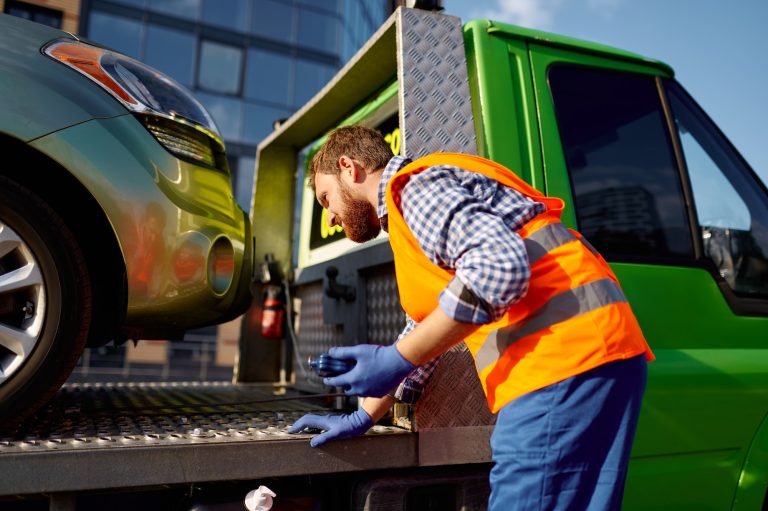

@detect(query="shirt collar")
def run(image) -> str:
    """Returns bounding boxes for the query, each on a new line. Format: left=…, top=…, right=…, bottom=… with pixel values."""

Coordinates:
left=377, top=155, right=412, bottom=229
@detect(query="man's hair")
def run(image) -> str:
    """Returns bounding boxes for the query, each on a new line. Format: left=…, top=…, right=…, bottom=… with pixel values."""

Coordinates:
left=309, top=125, right=393, bottom=189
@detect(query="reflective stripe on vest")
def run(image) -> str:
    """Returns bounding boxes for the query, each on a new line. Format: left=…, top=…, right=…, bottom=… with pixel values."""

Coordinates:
left=524, top=222, right=601, bottom=265
left=475, top=277, right=627, bottom=373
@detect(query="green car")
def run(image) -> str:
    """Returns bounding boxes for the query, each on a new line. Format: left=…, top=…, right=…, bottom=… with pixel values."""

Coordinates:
left=0, top=14, right=253, bottom=425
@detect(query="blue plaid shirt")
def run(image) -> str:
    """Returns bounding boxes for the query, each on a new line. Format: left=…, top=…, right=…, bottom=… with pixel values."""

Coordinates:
left=379, top=155, right=546, bottom=403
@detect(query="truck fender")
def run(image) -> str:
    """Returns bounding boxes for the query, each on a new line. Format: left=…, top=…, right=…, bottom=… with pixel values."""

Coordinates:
left=732, top=411, right=768, bottom=510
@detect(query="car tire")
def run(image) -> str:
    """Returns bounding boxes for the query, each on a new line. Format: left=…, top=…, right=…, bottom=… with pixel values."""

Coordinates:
left=0, top=176, right=92, bottom=431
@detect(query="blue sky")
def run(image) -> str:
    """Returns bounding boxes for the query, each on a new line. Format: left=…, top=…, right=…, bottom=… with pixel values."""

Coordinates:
left=443, top=0, right=768, bottom=186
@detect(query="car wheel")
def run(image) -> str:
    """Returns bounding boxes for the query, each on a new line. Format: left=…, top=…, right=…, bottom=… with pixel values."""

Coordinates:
left=0, top=176, right=91, bottom=431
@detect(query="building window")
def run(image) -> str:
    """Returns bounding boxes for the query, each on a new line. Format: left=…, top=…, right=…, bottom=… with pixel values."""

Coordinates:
left=196, top=92, right=243, bottom=142
left=235, top=157, right=256, bottom=212
left=294, top=59, right=335, bottom=107
left=5, top=0, right=63, bottom=29
left=342, top=0, right=387, bottom=61
left=149, top=0, right=201, bottom=22
left=298, top=8, right=339, bottom=53
left=245, top=48, right=292, bottom=106
left=109, top=0, right=146, bottom=7
left=198, top=40, right=243, bottom=95
left=243, top=102, right=291, bottom=145
left=88, top=11, right=144, bottom=60
left=202, top=0, right=249, bottom=33
left=145, top=24, right=197, bottom=88
left=298, top=0, right=341, bottom=15
left=252, top=0, right=294, bottom=44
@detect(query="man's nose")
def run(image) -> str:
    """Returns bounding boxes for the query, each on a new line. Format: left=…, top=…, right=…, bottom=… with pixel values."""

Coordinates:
left=327, top=211, right=339, bottom=227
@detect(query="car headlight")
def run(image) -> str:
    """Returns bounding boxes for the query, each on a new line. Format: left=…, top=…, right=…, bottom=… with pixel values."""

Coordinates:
left=44, top=40, right=226, bottom=171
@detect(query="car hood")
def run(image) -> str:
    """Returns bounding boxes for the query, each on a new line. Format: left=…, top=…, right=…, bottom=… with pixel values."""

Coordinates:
left=0, top=14, right=128, bottom=142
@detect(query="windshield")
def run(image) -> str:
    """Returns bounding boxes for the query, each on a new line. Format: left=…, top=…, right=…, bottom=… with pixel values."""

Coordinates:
left=666, top=80, right=768, bottom=297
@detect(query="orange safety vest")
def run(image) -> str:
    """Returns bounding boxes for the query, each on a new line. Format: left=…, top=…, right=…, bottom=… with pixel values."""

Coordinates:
left=386, top=153, right=654, bottom=413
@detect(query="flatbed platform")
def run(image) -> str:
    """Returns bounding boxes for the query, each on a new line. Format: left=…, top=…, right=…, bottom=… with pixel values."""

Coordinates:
left=0, top=382, right=416, bottom=496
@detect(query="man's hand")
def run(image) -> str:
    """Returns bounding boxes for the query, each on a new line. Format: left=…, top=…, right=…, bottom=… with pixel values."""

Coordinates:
left=287, top=408, right=373, bottom=448
left=323, top=344, right=416, bottom=397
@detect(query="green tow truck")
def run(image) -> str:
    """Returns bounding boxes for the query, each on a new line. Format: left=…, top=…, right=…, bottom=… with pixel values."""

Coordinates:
left=247, top=6, right=768, bottom=510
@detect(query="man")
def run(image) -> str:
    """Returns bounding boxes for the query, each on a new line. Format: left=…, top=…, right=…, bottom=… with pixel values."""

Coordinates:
left=288, top=125, right=653, bottom=510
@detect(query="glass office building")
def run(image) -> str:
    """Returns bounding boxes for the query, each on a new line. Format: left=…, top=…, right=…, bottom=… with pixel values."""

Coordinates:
left=79, top=0, right=392, bottom=211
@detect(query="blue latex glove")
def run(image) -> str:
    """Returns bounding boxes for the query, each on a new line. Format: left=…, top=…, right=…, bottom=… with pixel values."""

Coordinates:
left=323, top=344, right=416, bottom=398
left=287, top=408, right=373, bottom=448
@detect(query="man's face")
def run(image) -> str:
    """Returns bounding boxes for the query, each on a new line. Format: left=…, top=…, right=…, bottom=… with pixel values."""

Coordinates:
left=315, top=172, right=380, bottom=243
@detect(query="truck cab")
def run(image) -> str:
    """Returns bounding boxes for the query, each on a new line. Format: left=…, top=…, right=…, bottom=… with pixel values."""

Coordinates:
left=465, top=18, right=768, bottom=510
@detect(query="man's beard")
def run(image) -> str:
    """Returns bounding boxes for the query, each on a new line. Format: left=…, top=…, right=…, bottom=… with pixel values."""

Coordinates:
left=338, top=180, right=381, bottom=243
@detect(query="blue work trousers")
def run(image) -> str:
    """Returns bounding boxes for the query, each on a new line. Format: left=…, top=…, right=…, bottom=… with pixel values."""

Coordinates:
left=488, top=355, right=647, bottom=511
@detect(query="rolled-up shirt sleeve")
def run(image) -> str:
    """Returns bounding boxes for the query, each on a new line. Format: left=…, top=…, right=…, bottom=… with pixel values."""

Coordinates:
left=391, top=314, right=439, bottom=404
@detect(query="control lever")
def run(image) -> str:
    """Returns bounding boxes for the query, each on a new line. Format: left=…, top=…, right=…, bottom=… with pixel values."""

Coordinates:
left=324, top=266, right=356, bottom=301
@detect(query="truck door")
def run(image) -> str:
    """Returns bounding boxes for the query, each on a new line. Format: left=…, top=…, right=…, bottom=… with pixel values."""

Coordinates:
left=530, top=47, right=768, bottom=510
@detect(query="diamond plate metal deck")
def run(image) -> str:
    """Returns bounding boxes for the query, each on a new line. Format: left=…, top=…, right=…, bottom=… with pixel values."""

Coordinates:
left=0, top=382, right=416, bottom=496
left=2, top=382, right=330, bottom=451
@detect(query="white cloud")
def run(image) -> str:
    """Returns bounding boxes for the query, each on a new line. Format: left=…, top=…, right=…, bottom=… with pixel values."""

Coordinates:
left=587, top=0, right=623, bottom=19
left=476, top=0, right=563, bottom=30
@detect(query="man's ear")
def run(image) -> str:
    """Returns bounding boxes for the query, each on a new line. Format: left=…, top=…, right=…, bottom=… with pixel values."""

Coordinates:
left=338, top=155, right=360, bottom=182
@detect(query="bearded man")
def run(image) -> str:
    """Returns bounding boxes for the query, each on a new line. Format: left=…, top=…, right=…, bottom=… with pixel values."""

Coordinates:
left=289, top=125, right=653, bottom=511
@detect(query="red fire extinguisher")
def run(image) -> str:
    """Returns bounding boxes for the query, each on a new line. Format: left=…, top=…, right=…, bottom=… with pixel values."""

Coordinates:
left=261, top=283, right=284, bottom=339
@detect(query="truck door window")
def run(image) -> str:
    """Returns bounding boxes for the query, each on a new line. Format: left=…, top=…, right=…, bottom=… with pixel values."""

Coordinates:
left=665, top=81, right=768, bottom=297
left=548, top=66, right=694, bottom=260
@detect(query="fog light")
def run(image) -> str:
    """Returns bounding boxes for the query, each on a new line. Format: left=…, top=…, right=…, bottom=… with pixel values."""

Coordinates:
left=208, top=237, right=234, bottom=295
